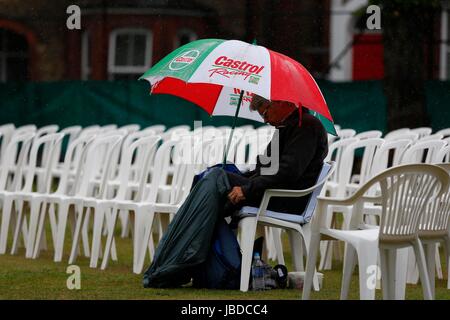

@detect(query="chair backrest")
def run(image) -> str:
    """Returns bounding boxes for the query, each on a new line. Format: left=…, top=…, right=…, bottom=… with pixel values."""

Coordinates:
left=337, top=138, right=384, bottom=196
left=23, top=133, right=65, bottom=193
left=325, top=138, right=359, bottom=190
left=401, top=140, right=447, bottom=164
left=100, top=124, right=118, bottom=133
left=72, top=135, right=123, bottom=198
left=15, top=124, right=37, bottom=135
left=0, top=123, right=15, bottom=164
left=113, top=135, right=161, bottom=201
left=302, top=161, right=336, bottom=223
left=376, top=164, right=448, bottom=242
left=371, top=139, right=412, bottom=176
left=383, top=128, right=410, bottom=140
left=410, top=127, right=432, bottom=139
left=436, top=128, right=450, bottom=138
left=346, top=164, right=448, bottom=242
left=118, top=124, right=141, bottom=134
left=0, top=132, right=35, bottom=192
left=417, top=133, right=444, bottom=143
left=385, top=131, right=418, bottom=143
left=140, top=138, right=188, bottom=204
left=419, top=163, right=450, bottom=236
left=144, top=124, right=166, bottom=134
left=354, top=130, right=383, bottom=140
left=336, top=128, right=356, bottom=140
left=434, top=144, right=450, bottom=163
left=54, top=135, right=96, bottom=196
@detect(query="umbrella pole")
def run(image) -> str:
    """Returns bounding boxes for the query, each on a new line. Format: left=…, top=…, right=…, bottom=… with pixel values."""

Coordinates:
left=222, top=90, right=244, bottom=167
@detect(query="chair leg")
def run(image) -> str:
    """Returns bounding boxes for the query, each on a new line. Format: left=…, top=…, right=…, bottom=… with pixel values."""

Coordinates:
left=68, top=204, right=85, bottom=264
left=386, top=249, right=397, bottom=300
left=101, top=207, right=119, bottom=270
left=394, top=247, right=409, bottom=300
left=287, top=229, right=304, bottom=271
left=90, top=205, right=105, bottom=268
left=238, top=217, right=258, bottom=292
left=135, top=208, right=156, bottom=274
left=81, top=207, right=91, bottom=257
left=302, top=232, right=321, bottom=300
left=446, top=238, right=450, bottom=290
left=379, top=248, right=390, bottom=299
left=435, top=243, right=443, bottom=280
left=406, top=247, right=419, bottom=284
left=340, top=243, right=357, bottom=300
left=10, top=199, right=27, bottom=255
left=0, top=198, right=14, bottom=254
left=54, top=201, right=71, bottom=262
left=273, top=228, right=285, bottom=265
left=356, top=242, right=378, bottom=300
left=33, top=201, right=49, bottom=259
left=412, top=239, right=432, bottom=300
left=24, top=200, right=41, bottom=258
left=424, top=242, right=436, bottom=299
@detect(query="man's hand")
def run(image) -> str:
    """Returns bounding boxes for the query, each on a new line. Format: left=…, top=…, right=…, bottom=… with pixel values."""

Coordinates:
left=227, top=186, right=246, bottom=205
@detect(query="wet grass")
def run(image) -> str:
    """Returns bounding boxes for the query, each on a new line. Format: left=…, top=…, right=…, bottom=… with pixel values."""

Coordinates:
left=0, top=225, right=448, bottom=300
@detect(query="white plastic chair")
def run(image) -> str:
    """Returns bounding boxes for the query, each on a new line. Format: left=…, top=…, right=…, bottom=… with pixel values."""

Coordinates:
left=354, top=130, right=382, bottom=140
left=302, top=164, right=449, bottom=300
left=30, top=135, right=96, bottom=259
left=336, top=128, right=356, bottom=140
left=320, top=138, right=384, bottom=270
left=411, top=127, right=432, bottom=139
left=67, top=135, right=161, bottom=267
left=0, top=133, right=64, bottom=255
left=417, top=133, right=444, bottom=143
left=100, top=124, right=118, bottom=133
left=401, top=140, right=447, bottom=164
left=0, top=132, right=35, bottom=254
left=96, top=137, right=202, bottom=273
left=0, top=124, right=15, bottom=165
left=118, top=124, right=141, bottom=134
left=29, top=134, right=123, bottom=261
left=237, top=161, right=336, bottom=292
left=144, top=124, right=166, bottom=135
left=436, top=128, right=450, bottom=138
left=435, top=145, right=450, bottom=163
left=383, top=128, right=410, bottom=140
left=385, top=131, right=419, bottom=143
left=417, top=163, right=450, bottom=298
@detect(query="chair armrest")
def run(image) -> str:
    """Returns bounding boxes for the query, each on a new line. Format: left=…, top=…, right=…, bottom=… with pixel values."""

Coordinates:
left=316, top=194, right=382, bottom=207
left=263, top=188, right=315, bottom=198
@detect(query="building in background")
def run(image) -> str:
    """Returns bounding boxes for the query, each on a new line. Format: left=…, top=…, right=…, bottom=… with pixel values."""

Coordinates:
left=0, top=0, right=447, bottom=82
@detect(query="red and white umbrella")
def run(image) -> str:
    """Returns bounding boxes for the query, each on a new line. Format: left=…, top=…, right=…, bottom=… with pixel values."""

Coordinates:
left=140, top=38, right=334, bottom=131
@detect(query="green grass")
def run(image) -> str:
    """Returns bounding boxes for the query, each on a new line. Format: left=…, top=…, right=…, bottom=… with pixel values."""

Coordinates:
left=0, top=225, right=449, bottom=300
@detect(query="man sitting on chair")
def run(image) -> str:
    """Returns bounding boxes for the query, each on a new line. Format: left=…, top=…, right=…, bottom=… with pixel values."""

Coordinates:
left=224, top=94, right=329, bottom=219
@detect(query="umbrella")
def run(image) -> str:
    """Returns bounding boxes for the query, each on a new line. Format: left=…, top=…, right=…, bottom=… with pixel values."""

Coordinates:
left=140, top=38, right=336, bottom=163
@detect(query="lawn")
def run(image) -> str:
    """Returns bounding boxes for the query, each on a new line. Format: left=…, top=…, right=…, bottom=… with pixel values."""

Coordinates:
left=0, top=225, right=449, bottom=300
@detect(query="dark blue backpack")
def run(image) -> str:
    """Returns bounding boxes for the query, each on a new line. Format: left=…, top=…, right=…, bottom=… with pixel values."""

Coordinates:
left=192, top=219, right=242, bottom=289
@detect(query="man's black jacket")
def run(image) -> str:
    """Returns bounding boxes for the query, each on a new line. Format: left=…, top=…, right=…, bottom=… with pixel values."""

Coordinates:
left=240, top=110, right=329, bottom=214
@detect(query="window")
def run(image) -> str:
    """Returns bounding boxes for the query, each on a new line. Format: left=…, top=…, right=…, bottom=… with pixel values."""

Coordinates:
left=175, top=29, right=197, bottom=48
left=108, top=28, right=152, bottom=80
left=81, top=31, right=91, bottom=80
left=0, top=28, right=28, bottom=82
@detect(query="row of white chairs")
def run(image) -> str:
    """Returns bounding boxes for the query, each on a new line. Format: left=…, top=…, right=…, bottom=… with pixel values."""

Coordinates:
left=0, top=122, right=280, bottom=274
